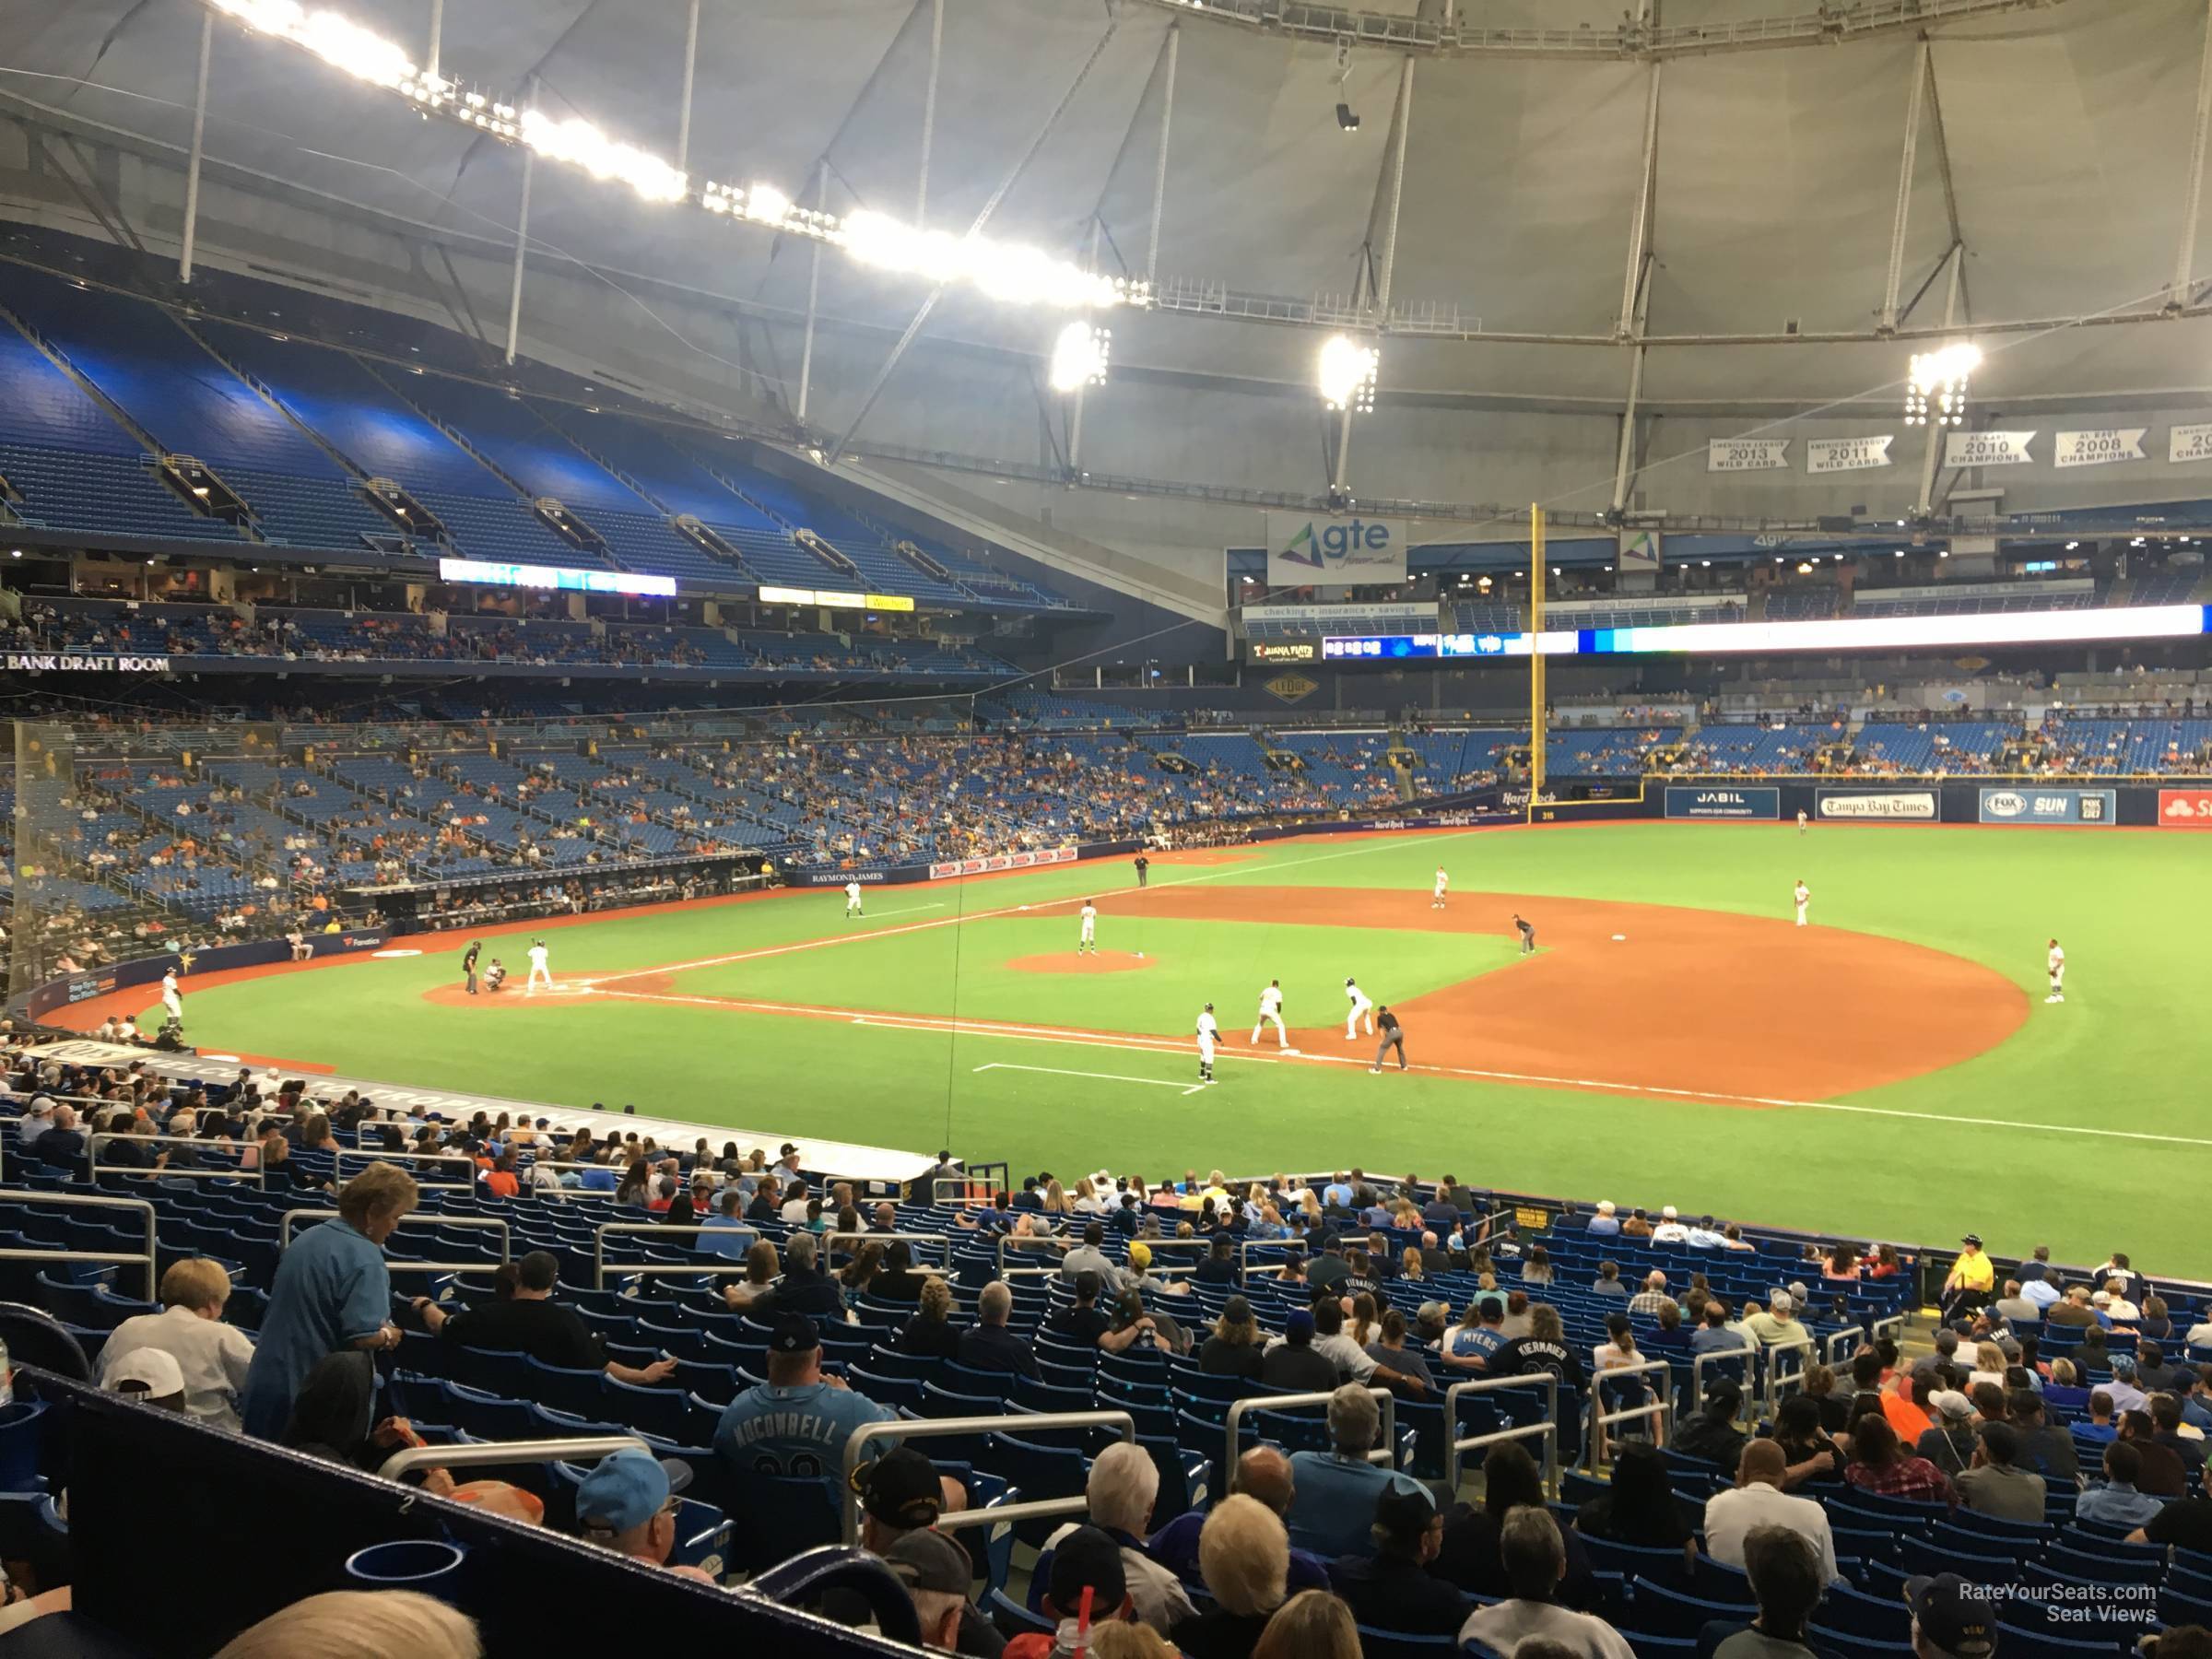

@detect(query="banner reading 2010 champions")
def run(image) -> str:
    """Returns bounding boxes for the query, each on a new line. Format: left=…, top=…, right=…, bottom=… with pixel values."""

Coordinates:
left=1264, top=512, right=1412, bottom=587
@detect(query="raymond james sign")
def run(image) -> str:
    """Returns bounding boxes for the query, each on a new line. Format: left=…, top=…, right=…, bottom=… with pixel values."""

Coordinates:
left=5, top=653, right=173, bottom=674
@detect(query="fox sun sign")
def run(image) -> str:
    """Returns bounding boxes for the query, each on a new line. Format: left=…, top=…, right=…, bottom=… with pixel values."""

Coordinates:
left=1265, top=513, right=1410, bottom=587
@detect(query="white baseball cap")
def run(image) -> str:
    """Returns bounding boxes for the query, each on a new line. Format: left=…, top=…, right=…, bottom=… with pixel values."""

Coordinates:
left=1596, top=1201, right=1616, bottom=1216
left=1661, top=1206, right=1678, bottom=1220
left=106, top=1347, right=185, bottom=1400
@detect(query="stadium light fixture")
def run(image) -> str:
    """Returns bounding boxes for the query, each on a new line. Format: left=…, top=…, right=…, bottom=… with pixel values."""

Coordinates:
left=1904, top=341, right=1980, bottom=426
left=207, top=0, right=1146, bottom=312
left=1048, top=320, right=1111, bottom=393
left=1318, top=335, right=1379, bottom=413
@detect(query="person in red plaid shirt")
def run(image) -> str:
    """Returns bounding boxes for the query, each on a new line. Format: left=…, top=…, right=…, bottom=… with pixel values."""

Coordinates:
left=1842, top=1415, right=1958, bottom=1509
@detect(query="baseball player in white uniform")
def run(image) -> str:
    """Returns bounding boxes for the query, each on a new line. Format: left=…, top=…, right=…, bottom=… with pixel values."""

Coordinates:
left=1251, top=979, right=1287, bottom=1047
left=159, top=968, right=183, bottom=1024
left=525, top=938, right=553, bottom=993
left=1794, top=880, right=1810, bottom=927
left=1195, top=1003, right=1219, bottom=1086
left=2046, top=938, right=2065, bottom=1004
left=1431, top=866, right=1449, bottom=910
left=1797, top=808, right=1809, bottom=835
left=1077, top=900, right=1098, bottom=956
left=844, top=879, right=865, bottom=918
left=1344, top=976, right=1375, bottom=1040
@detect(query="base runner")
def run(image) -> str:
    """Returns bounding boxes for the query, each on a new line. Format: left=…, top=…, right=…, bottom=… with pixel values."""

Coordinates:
left=2046, top=937, right=2065, bottom=1004
left=1251, top=979, right=1287, bottom=1047
left=1196, top=1003, right=1219, bottom=1086
left=1344, top=976, right=1375, bottom=1040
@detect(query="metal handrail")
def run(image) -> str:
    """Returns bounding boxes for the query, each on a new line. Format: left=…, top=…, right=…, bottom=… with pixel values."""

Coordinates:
left=1690, top=1346, right=1757, bottom=1422
left=994, top=1231, right=1211, bottom=1278
left=86, top=1132, right=263, bottom=1185
left=278, top=1208, right=512, bottom=1270
left=1236, top=1239, right=1302, bottom=1281
left=1444, top=1374, right=1560, bottom=1496
left=594, top=1220, right=759, bottom=1288
left=336, top=1147, right=480, bottom=1194
left=839, top=1411, right=1135, bottom=1546
left=1224, top=1385, right=1396, bottom=1480
left=1583, top=1356, right=1676, bottom=1470
left=826, top=1230, right=949, bottom=1265
left=376, top=1432, right=649, bottom=1482
left=0, top=1188, right=159, bottom=1299
left=1761, top=1335, right=1818, bottom=1418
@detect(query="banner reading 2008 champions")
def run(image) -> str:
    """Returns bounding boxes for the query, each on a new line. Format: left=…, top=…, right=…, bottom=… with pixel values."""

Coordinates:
left=1264, top=512, right=1411, bottom=587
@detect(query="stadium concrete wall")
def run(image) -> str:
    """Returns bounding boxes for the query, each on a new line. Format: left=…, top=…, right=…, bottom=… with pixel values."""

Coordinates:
left=1536, top=779, right=2185, bottom=829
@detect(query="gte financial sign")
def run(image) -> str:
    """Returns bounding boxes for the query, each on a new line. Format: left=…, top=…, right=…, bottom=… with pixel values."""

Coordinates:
left=1265, top=515, right=1410, bottom=584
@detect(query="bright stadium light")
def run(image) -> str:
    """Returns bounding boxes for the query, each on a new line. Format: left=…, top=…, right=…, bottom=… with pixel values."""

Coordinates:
left=1048, top=320, right=1111, bottom=393
left=206, top=0, right=1147, bottom=312
left=1905, top=341, right=1980, bottom=427
left=517, top=109, right=687, bottom=203
left=1318, top=335, right=1379, bottom=413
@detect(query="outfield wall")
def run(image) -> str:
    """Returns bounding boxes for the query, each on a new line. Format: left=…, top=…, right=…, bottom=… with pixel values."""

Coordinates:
left=11, top=929, right=393, bottom=1025
left=1538, top=779, right=2201, bottom=829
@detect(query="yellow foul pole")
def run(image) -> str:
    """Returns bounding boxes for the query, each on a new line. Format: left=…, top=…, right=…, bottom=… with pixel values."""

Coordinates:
left=1527, top=503, right=1547, bottom=822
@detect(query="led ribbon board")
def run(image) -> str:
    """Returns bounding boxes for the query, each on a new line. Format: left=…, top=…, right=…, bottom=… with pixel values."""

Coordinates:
left=438, top=558, right=677, bottom=598
left=1323, top=605, right=2209, bottom=663
left=1322, top=631, right=1577, bottom=660
left=1591, top=603, right=2211, bottom=656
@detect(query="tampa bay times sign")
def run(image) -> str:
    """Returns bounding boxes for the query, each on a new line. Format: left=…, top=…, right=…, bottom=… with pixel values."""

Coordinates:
left=3, top=653, right=172, bottom=674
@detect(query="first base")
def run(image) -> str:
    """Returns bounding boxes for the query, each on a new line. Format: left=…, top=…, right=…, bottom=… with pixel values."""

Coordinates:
left=1612, top=934, right=1627, bottom=941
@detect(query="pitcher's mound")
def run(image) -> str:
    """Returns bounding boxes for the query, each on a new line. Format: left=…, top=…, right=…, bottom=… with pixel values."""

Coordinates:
left=1007, top=953, right=1158, bottom=975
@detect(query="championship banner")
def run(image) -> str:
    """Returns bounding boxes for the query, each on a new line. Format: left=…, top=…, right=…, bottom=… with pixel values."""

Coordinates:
left=1806, top=436, right=1894, bottom=475
left=1707, top=439, right=1791, bottom=473
left=2170, top=423, right=2212, bottom=465
left=2053, top=429, right=2147, bottom=469
left=1944, top=430, right=2035, bottom=468
left=1264, top=514, right=1410, bottom=587
left=1617, top=529, right=1661, bottom=572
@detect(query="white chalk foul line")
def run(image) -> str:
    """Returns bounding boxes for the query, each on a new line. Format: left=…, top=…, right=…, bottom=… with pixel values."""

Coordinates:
left=976, top=1062, right=1206, bottom=1097
left=580, top=829, right=1476, bottom=988
left=594, top=985, right=2212, bottom=1149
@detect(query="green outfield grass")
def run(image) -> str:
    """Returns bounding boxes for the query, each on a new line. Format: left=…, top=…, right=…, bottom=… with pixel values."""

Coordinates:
left=145, top=824, right=2212, bottom=1274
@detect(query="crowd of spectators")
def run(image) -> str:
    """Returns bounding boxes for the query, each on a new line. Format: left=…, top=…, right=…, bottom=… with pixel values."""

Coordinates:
left=3, top=1029, right=2212, bottom=1653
